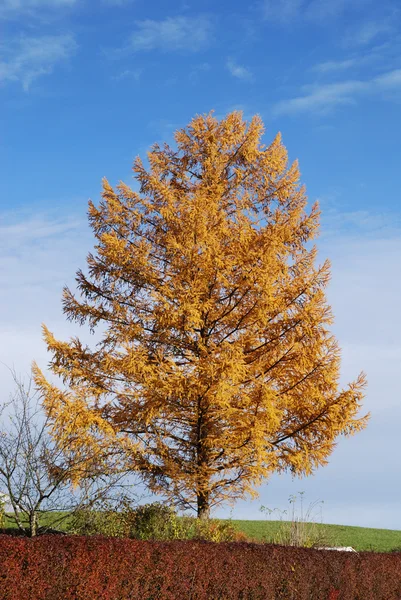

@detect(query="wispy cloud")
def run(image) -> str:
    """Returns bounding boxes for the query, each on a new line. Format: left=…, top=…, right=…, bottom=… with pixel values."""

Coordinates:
left=263, top=0, right=387, bottom=26
left=103, top=0, right=134, bottom=4
left=312, top=37, right=401, bottom=76
left=0, top=0, right=76, bottom=18
left=345, top=19, right=395, bottom=46
left=0, top=211, right=88, bottom=307
left=375, top=68, right=401, bottom=87
left=274, top=80, right=366, bottom=115
left=128, top=16, right=212, bottom=53
left=0, top=34, right=77, bottom=90
left=321, top=208, right=401, bottom=239
left=263, top=0, right=303, bottom=23
left=226, top=59, right=253, bottom=81
left=0, top=214, right=83, bottom=247
left=312, top=58, right=359, bottom=74
left=0, top=209, right=92, bottom=397
left=262, top=0, right=354, bottom=23
left=305, top=0, right=351, bottom=22
left=112, top=68, right=142, bottom=82
left=274, top=68, right=401, bottom=115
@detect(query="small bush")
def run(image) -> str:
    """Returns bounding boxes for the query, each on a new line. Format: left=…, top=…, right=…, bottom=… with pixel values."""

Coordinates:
left=124, top=502, right=177, bottom=540
left=176, top=515, right=246, bottom=542
left=68, top=500, right=248, bottom=542
left=124, top=503, right=245, bottom=542
left=68, top=506, right=124, bottom=537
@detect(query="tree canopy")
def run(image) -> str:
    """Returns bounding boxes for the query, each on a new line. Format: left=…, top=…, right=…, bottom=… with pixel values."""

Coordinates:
left=34, top=111, right=368, bottom=518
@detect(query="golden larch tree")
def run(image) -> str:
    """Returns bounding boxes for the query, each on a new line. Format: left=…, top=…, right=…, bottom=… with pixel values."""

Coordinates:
left=34, top=112, right=368, bottom=519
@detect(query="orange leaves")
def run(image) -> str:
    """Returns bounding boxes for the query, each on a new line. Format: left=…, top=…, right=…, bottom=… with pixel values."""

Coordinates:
left=35, top=111, right=368, bottom=517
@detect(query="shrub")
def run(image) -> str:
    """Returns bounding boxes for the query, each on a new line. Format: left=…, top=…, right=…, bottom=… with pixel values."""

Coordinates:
left=68, top=506, right=124, bottom=537
left=176, top=515, right=246, bottom=542
left=68, top=500, right=248, bottom=543
left=123, top=503, right=245, bottom=542
left=0, top=536, right=400, bottom=600
left=123, top=502, right=177, bottom=540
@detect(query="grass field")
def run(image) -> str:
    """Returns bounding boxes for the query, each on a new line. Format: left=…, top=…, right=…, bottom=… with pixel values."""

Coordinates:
left=1, top=512, right=71, bottom=532
left=2, top=512, right=400, bottom=553
left=229, top=520, right=401, bottom=553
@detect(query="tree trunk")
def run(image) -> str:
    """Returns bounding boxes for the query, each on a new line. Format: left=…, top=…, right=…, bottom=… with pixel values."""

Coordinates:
left=197, top=491, right=210, bottom=520
left=29, top=512, right=38, bottom=537
left=196, top=391, right=210, bottom=520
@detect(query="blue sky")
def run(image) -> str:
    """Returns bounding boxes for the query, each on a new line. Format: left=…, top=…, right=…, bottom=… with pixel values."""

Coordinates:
left=1, top=0, right=401, bottom=529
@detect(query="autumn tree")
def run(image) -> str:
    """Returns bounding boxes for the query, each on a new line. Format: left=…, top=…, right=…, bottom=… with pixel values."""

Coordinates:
left=34, top=112, right=368, bottom=519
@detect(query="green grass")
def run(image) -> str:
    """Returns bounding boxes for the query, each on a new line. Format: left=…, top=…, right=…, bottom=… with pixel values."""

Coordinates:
left=229, top=519, right=401, bottom=553
left=1, top=511, right=72, bottom=532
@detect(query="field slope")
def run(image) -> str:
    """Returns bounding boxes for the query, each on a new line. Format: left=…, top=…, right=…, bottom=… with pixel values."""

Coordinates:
left=230, top=519, right=401, bottom=552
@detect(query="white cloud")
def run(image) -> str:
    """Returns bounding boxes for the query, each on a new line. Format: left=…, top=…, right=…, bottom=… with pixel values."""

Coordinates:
left=274, top=80, right=367, bottom=115
left=102, top=0, right=134, bottom=4
left=0, top=0, right=76, bottom=18
left=2, top=0, right=75, bottom=6
left=0, top=34, right=77, bottom=90
left=129, top=16, right=212, bottom=52
left=226, top=59, right=253, bottom=81
left=305, top=0, right=351, bottom=21
left=0, top=0, right=135, bottom=15
left=0, top=210, right=92, bottom=394
left=263, top=0, right=369, bottom=23
left=321, top=208, right=401, bottom=236
left=346, top=20, right=395, bottom=46
left=274, top=68, right=401, bottom=115
left=113, top=68, right=142, bottom=82
left=311, top=37, right=401, bottom=78
left=262, top=0, right=395, bottom=35
left=375, top=68, right=401, bottom=88
left=312, top=58, right=359, bottom=73
left=0, top=214, right=83, bottom=248
left=263, top=0, right=303, bottom=23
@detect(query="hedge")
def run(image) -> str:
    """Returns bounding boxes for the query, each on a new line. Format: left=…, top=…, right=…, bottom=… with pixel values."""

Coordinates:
left=0, top=535, right=400, bottom=599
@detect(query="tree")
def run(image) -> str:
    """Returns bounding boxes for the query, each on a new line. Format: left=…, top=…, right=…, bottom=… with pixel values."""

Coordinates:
left=34, top=111, right=368, bottom=519
left=0, top=370, right=131, bottom=536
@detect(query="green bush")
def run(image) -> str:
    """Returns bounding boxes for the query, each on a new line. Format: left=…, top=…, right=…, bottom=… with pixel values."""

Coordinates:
left=123, top=502, right=177, bottom=540
left=68, top=506, right=124, bottom=537
left=126, top=504, right=248, bottom=542
left=176, top=515, right=246, bottom=542
left=68, top=500, right=247, bottom=542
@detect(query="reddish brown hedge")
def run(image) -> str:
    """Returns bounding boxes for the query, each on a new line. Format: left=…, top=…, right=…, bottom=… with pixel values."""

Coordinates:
left=0, top=535, right=400, bottom=599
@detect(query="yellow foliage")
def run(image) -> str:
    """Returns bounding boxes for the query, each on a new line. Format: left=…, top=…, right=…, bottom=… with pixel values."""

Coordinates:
left=34, top=111, right=368, bottom=518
